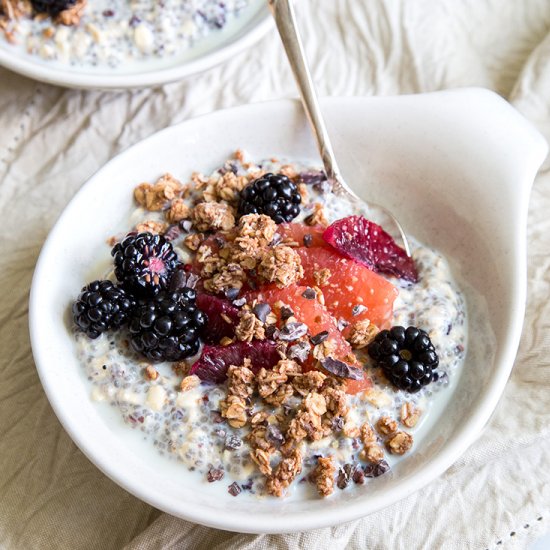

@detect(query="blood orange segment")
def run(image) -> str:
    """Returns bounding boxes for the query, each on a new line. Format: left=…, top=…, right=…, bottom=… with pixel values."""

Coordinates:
left=323, top=215, right=418, bottom=282
left=295, top=246, right=398, bottom=329
left=196, top=293, right=239, bottom=343
left=190, top=340, right=280, bottom=383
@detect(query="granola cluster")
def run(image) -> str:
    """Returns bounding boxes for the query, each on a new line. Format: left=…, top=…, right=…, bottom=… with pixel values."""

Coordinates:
left=211, top=354, right=373, bottom=498
left=348, top=319, right=379, bottom=349
left=220, top=362, right=254, bottom=429
left=195, top=214, right=304, bottom=294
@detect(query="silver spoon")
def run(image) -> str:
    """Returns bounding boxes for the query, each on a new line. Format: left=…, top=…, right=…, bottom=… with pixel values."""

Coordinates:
left=268, top=0, right=411, bottom=256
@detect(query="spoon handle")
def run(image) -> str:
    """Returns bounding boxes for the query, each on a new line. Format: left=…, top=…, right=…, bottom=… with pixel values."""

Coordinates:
left=268, top=0, right=354, bottom=197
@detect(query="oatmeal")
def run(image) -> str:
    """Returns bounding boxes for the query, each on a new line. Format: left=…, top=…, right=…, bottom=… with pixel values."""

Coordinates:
left=0, top=0, right=249, bottom=67
left=72, top=151, right=467, bottom=499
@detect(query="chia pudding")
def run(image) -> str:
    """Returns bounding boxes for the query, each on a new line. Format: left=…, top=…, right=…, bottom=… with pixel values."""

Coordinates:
left=0, top=0, right=249, bottom=67
left=72, top=151, right=467, bottom=498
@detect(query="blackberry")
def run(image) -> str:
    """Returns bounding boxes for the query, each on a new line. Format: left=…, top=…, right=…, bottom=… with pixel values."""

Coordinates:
left=112, top=232, right=180, bottom=297
left=128, top=288, right=207, bottom=362
left=367, top=326, right=439, bottom=393
left=72, top=280, right=135, bottom=339
left=31, top=0, right=76, bottom=16
left=238, top=173, right=302, bottom=224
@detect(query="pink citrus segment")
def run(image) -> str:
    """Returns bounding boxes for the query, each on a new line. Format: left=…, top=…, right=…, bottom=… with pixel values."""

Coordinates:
left=196, top=293, right=239, bottom=343
left=190, top=340, right=280, bottom=383
left=295, top=246, right=398, bottom=329
left=323, top=215, right=418, bottom=282
left=248, top=284, right=372, bottom=395
left=251, top=285, right=351, bottom=360
left=277, top=223, right=327, bottom=248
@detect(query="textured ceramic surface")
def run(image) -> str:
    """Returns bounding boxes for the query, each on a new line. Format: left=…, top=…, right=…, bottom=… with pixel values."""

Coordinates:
left=0, top=1, right=270, bottom=89
left=29, top=90, right=548, bottom=533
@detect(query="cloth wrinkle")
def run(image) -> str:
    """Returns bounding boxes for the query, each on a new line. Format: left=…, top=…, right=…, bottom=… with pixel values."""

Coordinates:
left=0, top=1, right=549, bottom=549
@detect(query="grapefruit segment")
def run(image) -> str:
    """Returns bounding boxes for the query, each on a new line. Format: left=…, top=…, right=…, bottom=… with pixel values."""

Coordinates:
left=295, top=246, right=398, bottom=329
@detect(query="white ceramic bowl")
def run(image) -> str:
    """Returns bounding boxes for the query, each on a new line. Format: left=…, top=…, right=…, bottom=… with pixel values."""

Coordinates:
left=0, top=1, right=270, bottom=89
left=29, top=90, right=547, bottom=533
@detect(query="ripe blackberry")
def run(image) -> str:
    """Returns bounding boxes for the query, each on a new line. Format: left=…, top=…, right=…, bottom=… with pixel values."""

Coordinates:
left=367, top=326, right=439, bottom=393
left=31, top=0, right=76, bottom=16
left=238, top=173, right=302, bottom=224
left=112, top=232, right=181, bottom=297
left=128, top=289, right=207, bottom=362
left=72, top=280, right=135, bottom=339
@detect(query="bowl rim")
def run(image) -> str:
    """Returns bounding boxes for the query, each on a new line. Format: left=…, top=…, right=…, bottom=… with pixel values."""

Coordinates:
left=29, top=91, right=546, bottom=533
left=0, top=6, right=272, bottom=90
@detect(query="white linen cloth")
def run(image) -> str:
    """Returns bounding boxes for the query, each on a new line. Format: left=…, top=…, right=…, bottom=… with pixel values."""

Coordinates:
left=0, top=1, right=549, bottom=548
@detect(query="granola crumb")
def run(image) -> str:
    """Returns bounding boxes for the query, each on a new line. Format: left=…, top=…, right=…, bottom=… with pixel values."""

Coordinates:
left=313, top=268, right=332, bottom=287
left=342, top=419, right=360, bottom=438
left=220, top=364, right=254, bottom=428
left=376, top=416, right=398, bottom=437
left=256, top=365, right=288, bottom=400
left=250, top=448, right=273, bottom=476
left=297, top=182, right=308, bottom=203
left=215, top=171, right=250, bottom=202
left=312, top=456, right=335, bottom=497
left=266, top=448, right=303, bottom=497
left=204, top=262, right=246, bottom=294
left=135, top=220, right=167, bottom=235
left=56, top=0, right=87, bottom=26
left=193, top=202, right=235, bottom=232
left=264, top=383, right=294, bottom=406
left=180, top=375, right=200, bottom=392
left=144, top=365, right=158, bottom=381
left=292, top=370, right=326, bottom=396
left=322, top=385, right=349, bottom=417
left=360, top=422, right=377, bottom=445
left=134, top=173, right=181, bottom=211
left=165, top=198, right=191, bottom=223
left=401, top=402, right=421, bottom=428
left=348, top=319, right=379, bottom=349
left=305, top=203, right=329, bottom=227
left=387, top=431, right=414, bottom=455
left=183, top=232, right=204, bottom=251
left=235, top=310, right=265, bottom=342
left=258, top=246, right=304, bottom=288
left=361, top=444, right=385, bottom=464
left=237, top=214, right=277, bottom=245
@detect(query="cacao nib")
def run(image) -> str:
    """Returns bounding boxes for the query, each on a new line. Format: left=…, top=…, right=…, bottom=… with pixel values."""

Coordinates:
left=266, top=424, right=284, bottom=447
left=310, top=331, right=329, bottom=345
left=228, top=482, right=242, bottom=496
left=253, top=302, right=271, bottom=323
left=287, top=340, right=311, bottom=362
left=301, top=287, right=316, bottom=300
left=278, top=322, right=309, bottom=341
left=207, top=468, right=224, bottom=482
left=320, top=357, right=364, bottom=380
